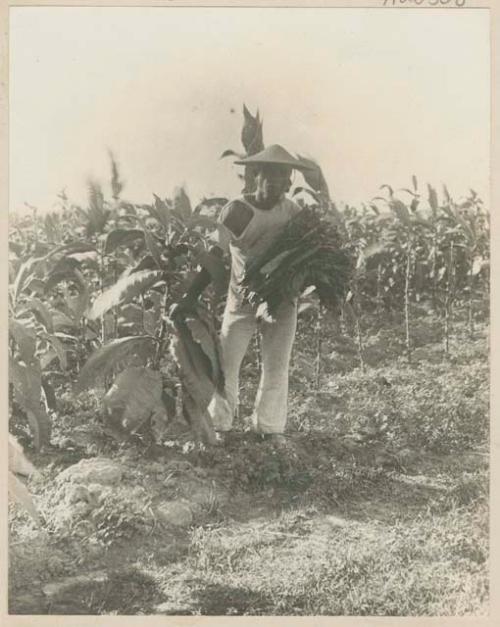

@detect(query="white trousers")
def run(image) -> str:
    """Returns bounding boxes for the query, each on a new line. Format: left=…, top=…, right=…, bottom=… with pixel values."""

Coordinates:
left=208, top=300, right=297, bottom=434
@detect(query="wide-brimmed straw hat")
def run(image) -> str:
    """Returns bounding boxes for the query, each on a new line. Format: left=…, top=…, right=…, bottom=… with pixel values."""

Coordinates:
left=234, top=144, right=314, bottom=172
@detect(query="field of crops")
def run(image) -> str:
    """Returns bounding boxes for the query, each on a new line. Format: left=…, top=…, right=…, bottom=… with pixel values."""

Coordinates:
left=8, top=109, right=490, bottom=615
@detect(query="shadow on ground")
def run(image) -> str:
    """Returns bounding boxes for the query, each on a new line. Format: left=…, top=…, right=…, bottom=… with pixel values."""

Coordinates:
left=10, top=567, right=160, bottom=615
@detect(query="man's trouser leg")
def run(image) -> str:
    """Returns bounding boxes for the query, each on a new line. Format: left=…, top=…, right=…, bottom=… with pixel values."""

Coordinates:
left=252, top=300, right=298, bottom=434
left=208, top=308, right=256, bottom=431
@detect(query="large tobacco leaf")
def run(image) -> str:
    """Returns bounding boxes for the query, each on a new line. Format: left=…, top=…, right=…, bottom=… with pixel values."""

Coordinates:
left=75, top=335, right=156, bottom=392
left=87, top=270, right=164, bottom=320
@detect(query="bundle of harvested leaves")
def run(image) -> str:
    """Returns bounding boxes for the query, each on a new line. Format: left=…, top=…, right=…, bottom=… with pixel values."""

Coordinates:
left=240, top=207, right=353, bottom=320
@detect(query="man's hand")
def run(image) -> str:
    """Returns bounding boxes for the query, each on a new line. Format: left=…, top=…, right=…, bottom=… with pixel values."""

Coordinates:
left=169, top=296, right=197, bottom=321
left=169, top=244, right=225, bottom=321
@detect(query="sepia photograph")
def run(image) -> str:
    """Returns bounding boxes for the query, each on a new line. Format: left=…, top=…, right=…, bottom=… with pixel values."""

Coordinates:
left=5, top=1, right=492, bottom=619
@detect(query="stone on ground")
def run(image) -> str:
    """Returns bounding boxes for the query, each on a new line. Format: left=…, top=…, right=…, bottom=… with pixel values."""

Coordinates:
left=156, top=500, right=193, bottom=527
left=56, top=458, right=123, bottom=485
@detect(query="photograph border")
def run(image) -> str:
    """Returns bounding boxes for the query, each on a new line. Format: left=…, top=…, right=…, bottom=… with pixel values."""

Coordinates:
left=0, top=1, right=497, bottom=626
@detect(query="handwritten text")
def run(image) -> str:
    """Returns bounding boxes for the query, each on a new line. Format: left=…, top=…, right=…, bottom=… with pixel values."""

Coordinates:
left=383, top=0, right=466, bottom=7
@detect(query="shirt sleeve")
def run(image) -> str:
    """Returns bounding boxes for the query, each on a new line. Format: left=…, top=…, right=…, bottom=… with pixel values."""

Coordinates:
left=208, top=220, right=231, bottom=255
left=209, top=199, right=255, bottom=253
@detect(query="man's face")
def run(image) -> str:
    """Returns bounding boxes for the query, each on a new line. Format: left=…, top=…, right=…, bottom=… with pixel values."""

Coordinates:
left=255, top=164, right=292, bottom=205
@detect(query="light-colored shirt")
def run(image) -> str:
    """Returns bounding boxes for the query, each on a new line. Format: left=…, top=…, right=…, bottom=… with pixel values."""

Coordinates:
left=213, top=195, right=301, bottom=311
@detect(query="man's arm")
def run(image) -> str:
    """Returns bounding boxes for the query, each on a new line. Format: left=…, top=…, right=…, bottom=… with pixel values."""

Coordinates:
left=184, top=245, right=225, bottom=301
left=184, top=201, right=252, bottom=300
left=171, top=199, right=253, bottom=317
left=171, top=245, right=224, bottom=317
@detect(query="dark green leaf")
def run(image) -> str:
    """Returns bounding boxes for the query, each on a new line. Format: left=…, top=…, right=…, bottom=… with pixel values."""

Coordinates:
left=87, top=270, right=164, bottom=320
left=51, top=309, right=77, bottom=330
left=241, top=104, right=264, bottom=156
left=390, top=199, right=411, bottom=226
left=46, top=334, right=69, bottom=370
left=295, top=155, right=330, bottom=198
left=26, top=297, right=53, bottom=333
left=143, top=229, right=163, bottom=268
left=149, top=195, right=172, bottom=230
left=12, top=257, right=45, bottom=306
left=195, top=251, right=229, bottom=295
left=41, top=377, right=57, bottom=411
left=10, top=319, right=37, bottom=364
left=102, top=367, right=165, bottom=433
left=9, top=241, right=24, bottom=256
left=104, top=228, right=145, bottom=255
left=220, top=150, right=244, bottom=160
left=9, top=356, right=51, bottom=449
left=188, top=215, right=218, bottom=230
left=380, top=184, right=394, bottom=198
left=56, top=241, right=98, bottom=255
left=428, top=184, right=439, bottom=215
left=293, top=187, right=320, bottom=204
left=130, top=255, right=158, bottom=274
left=442, top=184, right=451, bottom=204
left=108, top=149, right=124, bottom=200
left=75, top=335, right=156, bottom=392
left=193, top=197, right=228, bottom=214
left=172, top=187, right=192, bottom=221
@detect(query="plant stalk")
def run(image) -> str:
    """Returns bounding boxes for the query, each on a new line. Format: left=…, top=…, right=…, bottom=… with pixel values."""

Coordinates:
left=431, top=230, right=438, bottom=313
left=153, top=282, right=169, bottom=370
left=444, top=240, right=455, bottom=356
left=467, top=254, right=475, bottom=340
left=352, top=278, right=365, bottom=373
left=314, top=304, right=324, bottom=390
left=99, top=246, right=106, bottom=345
left=254, top=329, right=262, bottom=372
left=112, top=261, right=118, bottom=339
left=376, top=263, right=383, bottom=312
left=404, top=240, right=412, bottom=364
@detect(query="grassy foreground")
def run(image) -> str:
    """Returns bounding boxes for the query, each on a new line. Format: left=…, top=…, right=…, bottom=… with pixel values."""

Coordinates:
left=9, top=315, right=489, bottom=616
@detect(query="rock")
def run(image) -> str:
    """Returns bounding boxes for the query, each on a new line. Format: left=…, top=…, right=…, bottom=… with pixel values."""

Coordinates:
left=325, top=515, right=349, bottom=528
left=57, top=458, right=123, bottom=486
left=156, top=500, right=193, bottom=527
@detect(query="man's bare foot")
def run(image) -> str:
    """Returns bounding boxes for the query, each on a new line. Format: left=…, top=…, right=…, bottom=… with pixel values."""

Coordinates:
left=213, top=430, right=240, bottom=446
left=213, top=431, right=228, bottom=446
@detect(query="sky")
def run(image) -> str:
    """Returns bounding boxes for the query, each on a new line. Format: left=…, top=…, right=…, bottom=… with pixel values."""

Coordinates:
left=9, top=6, right=490, bottom=214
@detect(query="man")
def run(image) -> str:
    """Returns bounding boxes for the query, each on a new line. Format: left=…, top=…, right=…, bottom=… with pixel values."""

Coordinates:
left=173, top=144, right=313, bottom=445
